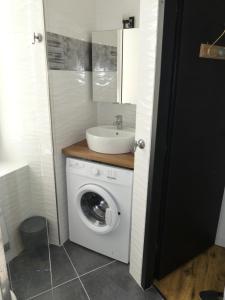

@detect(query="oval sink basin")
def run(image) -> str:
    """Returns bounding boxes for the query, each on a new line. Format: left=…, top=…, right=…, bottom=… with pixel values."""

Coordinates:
left=86, top=126, right=135, bottom=154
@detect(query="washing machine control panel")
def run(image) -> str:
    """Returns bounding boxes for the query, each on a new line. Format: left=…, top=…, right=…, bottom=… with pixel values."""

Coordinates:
left=107, top=170, right=117, bottom=180
left=91, top=167, right=117, bottom=180
left=67, top=158, right=133, bottom=186
left=69, top=160, right=85, bottom=169
left=91, top=168, right=100, bottom=176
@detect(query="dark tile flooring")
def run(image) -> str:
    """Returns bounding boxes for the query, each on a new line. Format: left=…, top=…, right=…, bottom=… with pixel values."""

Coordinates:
left=8, top=241, right=164, bottom=300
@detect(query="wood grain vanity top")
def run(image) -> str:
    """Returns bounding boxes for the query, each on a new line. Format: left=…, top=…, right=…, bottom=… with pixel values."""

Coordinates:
left=62, top=140, right=134, bottom=170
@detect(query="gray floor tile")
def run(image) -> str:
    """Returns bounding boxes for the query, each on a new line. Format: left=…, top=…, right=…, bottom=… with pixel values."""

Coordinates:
left=29, top=289, right=53, bottom=300
left=9, top=248, right=51, bottom=300
left=148, top=286, right=166, bottom=300
left=50, top=245, right=77, bottom=287
left=81, top=261, right=163, bottom=300
left=64, top=240, right=113, bottom=275
left=34, top=279, right=88, bottom=300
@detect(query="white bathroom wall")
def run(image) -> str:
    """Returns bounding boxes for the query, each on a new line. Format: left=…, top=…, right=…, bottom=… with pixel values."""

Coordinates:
left=0, top=0, right=59, bottom=244
left=95, top=0, right=140, bottom=128
left=129, top=0, right=165, bottom=285
left=44, top=0, right=97, bottom=243
left=44, top=0, right=96, bottom=40
left=95, top=0, right=140, bottom=31
left=97, top=104, right=137, bottom=128
left=0, top=165, right=32, bottom=261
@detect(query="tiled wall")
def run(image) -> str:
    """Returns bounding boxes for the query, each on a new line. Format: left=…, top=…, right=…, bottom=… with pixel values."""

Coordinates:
left=92, top=30, right=121, bottom=104
left=129, top=0, right=165, bottom=285
left=97, top=103, right=136, bottom=128
left=0, top=0, right=59, bottom=246
left=95, top=0, right=140, bottom=128
left=95, top=0, right=140, bottom=31
left=47, top=32, right=92, bottom=71
left=92, top=43, right=117, bottom=72
left=0, top=165, right=33, bottom=262
left=48, top=70, right=97, bottom=243
left=44, top=0, right=139, bottom=244
left=44, top=0, right=97, bottom=244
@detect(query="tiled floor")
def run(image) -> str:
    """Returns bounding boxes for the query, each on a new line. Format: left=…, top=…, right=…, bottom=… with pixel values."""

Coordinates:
left=9, top=241, right=164, bottom=300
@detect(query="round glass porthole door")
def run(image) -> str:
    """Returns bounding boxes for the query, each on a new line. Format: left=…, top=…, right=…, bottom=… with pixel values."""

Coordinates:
left=76, top=184, right=119, bottom=234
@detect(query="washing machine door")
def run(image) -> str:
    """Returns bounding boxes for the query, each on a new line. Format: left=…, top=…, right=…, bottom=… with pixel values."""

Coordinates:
left=76, top=184, right=120, bottom=234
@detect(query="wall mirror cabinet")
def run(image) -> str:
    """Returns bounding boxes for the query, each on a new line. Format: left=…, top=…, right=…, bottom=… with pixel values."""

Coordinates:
left=92, top=29, right=139, bottom=104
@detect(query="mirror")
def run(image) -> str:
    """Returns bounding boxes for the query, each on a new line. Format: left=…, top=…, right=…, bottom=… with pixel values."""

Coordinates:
left=92, top=30, right=123, bottom=103
left=92, top=29, right=139, bottom=104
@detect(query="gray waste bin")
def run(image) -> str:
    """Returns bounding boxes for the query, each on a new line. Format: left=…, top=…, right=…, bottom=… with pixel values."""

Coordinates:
left=19, top=216, right=48, bottom=255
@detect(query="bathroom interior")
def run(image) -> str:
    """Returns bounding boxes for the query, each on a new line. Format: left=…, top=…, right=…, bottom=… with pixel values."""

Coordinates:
left=1, top=0, right=225, bottom=300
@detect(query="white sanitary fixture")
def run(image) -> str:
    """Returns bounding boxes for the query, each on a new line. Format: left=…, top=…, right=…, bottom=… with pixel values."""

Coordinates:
left=86, top=126, right=135, bottom=154
left=66, top=158, right=133, bottom=263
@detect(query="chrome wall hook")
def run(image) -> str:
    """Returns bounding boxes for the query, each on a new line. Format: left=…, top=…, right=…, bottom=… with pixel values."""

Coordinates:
left=32, top=33, right=43, bottom=45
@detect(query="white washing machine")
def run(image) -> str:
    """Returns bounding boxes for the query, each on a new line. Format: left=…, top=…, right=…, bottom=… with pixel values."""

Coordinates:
left=66, top=158, right=133, bottom=263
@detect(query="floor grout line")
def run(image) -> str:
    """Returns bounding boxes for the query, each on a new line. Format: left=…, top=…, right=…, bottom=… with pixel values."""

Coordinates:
left=62, top=246, right=79, bottom=278
left=26, top=277, right=79, bottom=300
left=63, top=245, right=91, bottom=300
left=78, top=277, right=91, bottom=300
left=26, top=288, right=52, bottom=300
left=79, top=260, right=117, bottom=279
left=21, top=243, right=117, bottom=300
left=53, top=276, right=78, bottom=289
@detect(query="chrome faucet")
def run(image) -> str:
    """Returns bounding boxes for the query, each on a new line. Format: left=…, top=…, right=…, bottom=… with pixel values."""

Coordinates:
left=114, top=115, right=123, bottom=130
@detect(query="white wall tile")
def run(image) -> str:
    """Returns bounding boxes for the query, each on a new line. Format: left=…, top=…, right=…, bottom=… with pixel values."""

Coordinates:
left=95, top=0, right=139, bottom=129
left=93, top=72, right=118, bottom=103
left=48, top=70, right=97, bottom=242
left=97, top=103, right=136, bottom=128
left=95, top=0, right=140, bottom=31
left=0, top=0, right=59, bottom=246
left=44, top=0, right=96, bottom=41
left=129, top=0, right=165, bottom=285
left=44, top=0, right=98, bottom=243
left=0, top=165, right=33, bottom=262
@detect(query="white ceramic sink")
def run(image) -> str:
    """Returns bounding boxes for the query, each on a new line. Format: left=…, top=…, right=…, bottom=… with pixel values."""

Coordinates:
left=86, top=126, right=135, bottom=154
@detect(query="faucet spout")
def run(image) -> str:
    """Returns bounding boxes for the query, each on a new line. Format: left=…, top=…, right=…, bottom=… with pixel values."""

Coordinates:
left=114, top=115, right=123, bottom=130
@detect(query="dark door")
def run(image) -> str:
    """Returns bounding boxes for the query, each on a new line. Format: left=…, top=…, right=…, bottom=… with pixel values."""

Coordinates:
left=142, top=0, right=225, bottom=287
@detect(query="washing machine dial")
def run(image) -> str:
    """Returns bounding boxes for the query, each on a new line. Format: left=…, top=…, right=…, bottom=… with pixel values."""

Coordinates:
left=92, top=168, right=100, bottom=176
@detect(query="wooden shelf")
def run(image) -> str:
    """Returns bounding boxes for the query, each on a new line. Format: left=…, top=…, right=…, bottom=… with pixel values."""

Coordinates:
left=62, top=140, right=134, bottom=170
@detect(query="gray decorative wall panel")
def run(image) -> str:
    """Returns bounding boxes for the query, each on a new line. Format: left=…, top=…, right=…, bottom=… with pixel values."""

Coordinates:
left=92, top=43, right=117, bottom=71
left=47, top=32, right=92, bottom=71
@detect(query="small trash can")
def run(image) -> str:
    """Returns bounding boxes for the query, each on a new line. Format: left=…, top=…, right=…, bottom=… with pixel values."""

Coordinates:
left=19, top=216, right=48, bottom=256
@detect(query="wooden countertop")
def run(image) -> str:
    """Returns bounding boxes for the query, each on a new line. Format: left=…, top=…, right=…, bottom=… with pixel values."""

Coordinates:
left=62, top=140, right=134, bottom=170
